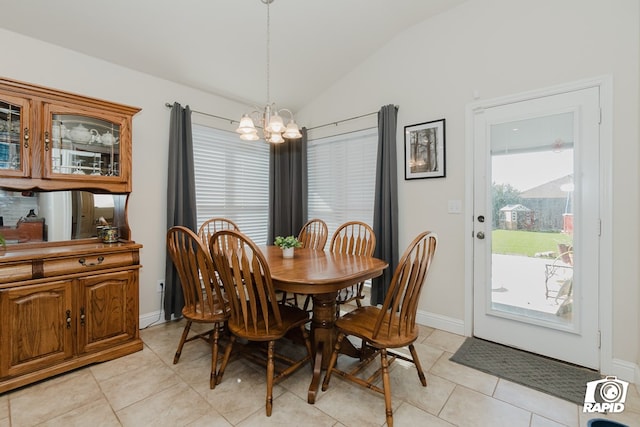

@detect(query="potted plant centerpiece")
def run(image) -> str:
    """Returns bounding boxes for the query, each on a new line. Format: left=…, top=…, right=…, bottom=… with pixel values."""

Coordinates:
left=274, top=235, right=301, bottom=258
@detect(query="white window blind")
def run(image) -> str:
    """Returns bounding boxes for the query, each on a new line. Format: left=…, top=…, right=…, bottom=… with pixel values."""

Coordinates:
left=192, top=124, right=270, bottom=244
left=307, top=128, right=378, bottom=238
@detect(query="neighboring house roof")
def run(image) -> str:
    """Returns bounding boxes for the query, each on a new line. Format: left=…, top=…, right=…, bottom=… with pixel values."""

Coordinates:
left=499, top=204, right=532, bottom=212
left=520, top=174, right=573, bottom=199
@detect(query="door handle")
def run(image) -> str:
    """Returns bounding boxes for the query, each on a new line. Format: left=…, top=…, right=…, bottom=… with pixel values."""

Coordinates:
left=476, top=231, right=485, bottom=239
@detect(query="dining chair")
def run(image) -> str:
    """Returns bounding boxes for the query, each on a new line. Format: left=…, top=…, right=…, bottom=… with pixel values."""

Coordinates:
left=166, top=226, right=230, bottom=389
left=210, top=229, right=313, bottom=416
left=197, top=217, right=239, bottom=244
left=282, top=218, right=329, bottom=307
left=321, top=231, right=438, bottom=427
left=329, top=221, right=376, bottom=316
left=298, top=218, right=328, bottom=250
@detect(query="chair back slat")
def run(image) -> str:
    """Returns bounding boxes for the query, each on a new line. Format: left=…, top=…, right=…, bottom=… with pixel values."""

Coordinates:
left=167, top=226, right=226, bottom=317
left=330, top=221, right=376, bottom=256
left=211, top=229, right=282, bottom=336
left=373, top=231, right=437, bottom=340
left=198, top=217, right=239, bottom=245
left=298, top=218, right=329, bottom=250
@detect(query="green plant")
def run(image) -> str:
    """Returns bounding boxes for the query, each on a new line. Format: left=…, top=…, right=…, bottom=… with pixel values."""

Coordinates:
left=0, top=233, right=5, bottom=248
left=274, top=235, right=301, bottom=249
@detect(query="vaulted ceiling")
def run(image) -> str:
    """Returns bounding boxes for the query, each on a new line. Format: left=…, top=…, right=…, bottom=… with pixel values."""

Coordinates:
left=0, top=0, right=467, bottom=111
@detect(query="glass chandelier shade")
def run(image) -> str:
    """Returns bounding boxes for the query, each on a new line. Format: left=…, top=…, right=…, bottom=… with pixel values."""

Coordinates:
left=236, top=0, right=302, bottom=144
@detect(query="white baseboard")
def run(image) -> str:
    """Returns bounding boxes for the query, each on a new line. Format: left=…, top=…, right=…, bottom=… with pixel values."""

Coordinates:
left=416, top=309, right=466, bottom=336
left=139, top=310, right=167, bottom=329
left=609, top=358, right=640, bottom=385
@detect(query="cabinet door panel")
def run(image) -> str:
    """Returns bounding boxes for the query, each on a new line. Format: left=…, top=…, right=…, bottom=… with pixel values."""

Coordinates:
left=0, top=94, right=31, bottom=179
left=0, top=281, right=74, bottom=377
left=78, top=270, right=138, bottom=354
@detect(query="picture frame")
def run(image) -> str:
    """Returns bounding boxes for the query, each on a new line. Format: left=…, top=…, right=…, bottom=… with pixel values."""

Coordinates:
left=404, top=119, right=446, bottom=179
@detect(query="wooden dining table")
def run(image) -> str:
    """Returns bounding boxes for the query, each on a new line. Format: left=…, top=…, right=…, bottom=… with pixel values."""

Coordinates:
left=260, top=245, right=388, bottom=403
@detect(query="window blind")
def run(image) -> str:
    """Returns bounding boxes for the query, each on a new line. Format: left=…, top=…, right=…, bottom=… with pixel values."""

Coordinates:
left=307, top=128, right=378, bottom=239
left=192, top=124, right=270, bottom=244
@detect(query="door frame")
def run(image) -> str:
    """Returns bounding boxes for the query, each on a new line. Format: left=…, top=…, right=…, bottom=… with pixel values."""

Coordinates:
left=464, top=76, right=613, bottom=373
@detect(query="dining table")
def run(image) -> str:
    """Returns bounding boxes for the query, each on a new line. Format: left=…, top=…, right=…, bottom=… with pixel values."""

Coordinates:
left=260, top=245, right=388, bottom=403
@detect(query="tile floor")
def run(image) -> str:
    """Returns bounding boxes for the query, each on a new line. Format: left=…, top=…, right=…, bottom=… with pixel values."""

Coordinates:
left=1, top=320, right=638, bottom=427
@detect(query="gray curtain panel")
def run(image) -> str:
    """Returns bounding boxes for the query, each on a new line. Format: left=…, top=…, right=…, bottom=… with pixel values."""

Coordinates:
left=164, top=102, right=197, bottom=320
left=371, top=105, right=399, bottom=305
left=268, top=128, right=308, bottom=244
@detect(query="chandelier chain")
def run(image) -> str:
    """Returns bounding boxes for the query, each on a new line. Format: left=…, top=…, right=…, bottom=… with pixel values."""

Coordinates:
left=266, top=0, right=270, bottom=104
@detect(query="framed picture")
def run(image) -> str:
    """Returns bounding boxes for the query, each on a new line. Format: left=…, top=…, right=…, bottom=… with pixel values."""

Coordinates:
left=404, top=119, right=446, bottom=179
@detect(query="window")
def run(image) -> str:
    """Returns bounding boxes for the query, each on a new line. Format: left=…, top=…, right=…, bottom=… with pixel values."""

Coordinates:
left=307, top=128, right=377, bottom=238
left=192, top=124, right=270, bottom=244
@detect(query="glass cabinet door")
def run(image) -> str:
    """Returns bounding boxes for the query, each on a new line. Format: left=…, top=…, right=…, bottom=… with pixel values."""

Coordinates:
left=47, top=111, right=121, bottom=179
left=0, top=95, right=30, bottom=178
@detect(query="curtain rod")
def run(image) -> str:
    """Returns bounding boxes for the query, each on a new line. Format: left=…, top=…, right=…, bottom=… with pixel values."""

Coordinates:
left=164, top=102, right=238, bottom=125
left=306, top=111, right=378, bottom=131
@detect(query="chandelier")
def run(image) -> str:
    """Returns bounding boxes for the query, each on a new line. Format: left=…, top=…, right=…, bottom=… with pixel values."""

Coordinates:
left=236, top=0, right=302, bottom=143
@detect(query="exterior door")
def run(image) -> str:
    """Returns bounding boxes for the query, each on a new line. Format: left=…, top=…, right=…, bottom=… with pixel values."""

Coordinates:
left=472, top=86, right=600, bottom=369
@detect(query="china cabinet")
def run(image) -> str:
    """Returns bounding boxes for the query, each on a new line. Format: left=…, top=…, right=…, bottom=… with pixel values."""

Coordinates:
left=0, top=77, right=139, bottom=193
left=0, top=78, right=142, bottom=393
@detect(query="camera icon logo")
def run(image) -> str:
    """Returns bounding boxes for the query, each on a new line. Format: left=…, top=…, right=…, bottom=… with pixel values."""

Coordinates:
left=583, top=376, right=629, bottom=413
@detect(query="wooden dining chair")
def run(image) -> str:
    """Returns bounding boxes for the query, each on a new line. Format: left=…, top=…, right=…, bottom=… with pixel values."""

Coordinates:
left=321, top=231, right=438, bottom=427
left=298, top=218, right=328, bottom=250
left=197, top=217, right=239, bottom=244
left=329, top=221, right=376, bottom=315
left=210, top=229, right=313, bottom=416
left=282, top=218, right=329, bottom=308
left=166, top=226, right=230, bottom=389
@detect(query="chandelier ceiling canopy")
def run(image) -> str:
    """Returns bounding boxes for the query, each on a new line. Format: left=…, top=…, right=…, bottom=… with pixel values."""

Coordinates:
left=236, top=0, right=302, bottom=143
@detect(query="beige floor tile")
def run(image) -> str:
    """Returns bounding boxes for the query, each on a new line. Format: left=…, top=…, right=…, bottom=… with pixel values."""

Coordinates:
left=185, top=408, right=234, bottom=427
left=430, top=351, right=498, bottom=396
left=39, top=398, right=121, bottom=427
left=116, top=382, right=213, bottom=427
left=8, top=369, right=104, bottom=427
left=393, top=402, right=456, bottom=426
left=0, top=394, right=7, bottom=420
left=391, top=341, right=445, bottom=372
left=314, top=376, right=399, bottom=427
left=236, top=391, right=336, bottom=427
left=388, top=368, right=456, bottom=416
left=493, top=379, right=579, bottom=427
left=440, top=385, right=532, bottom=427
left=194, top=360, right=286, bottom=425
left=530, top=413, right=569, bottom=427
left=90, top=345, right=167, bottom=382
left=99, top=360, right=182, bottom=411
left=422, top=329, right=466, bottom=353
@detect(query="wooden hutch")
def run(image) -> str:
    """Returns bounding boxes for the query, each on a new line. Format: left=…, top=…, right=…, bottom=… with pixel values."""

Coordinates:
left=0, top=77, right=142, bottom=393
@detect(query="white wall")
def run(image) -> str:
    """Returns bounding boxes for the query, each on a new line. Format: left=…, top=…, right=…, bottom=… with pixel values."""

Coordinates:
left=0, top=27, right=248, bottom=321
left=298, top=0, right=640, bottom=371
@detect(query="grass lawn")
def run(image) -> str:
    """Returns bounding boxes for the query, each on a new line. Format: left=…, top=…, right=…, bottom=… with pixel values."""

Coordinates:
left=492, top=229, right=572, bottom=257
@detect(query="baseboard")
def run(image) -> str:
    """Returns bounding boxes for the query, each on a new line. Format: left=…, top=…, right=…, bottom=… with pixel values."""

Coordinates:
left=139, top=310, right=167, bottom=329
left=609, top=358, right=640, bottom=385
left=416, top=309, right=466, bottom=336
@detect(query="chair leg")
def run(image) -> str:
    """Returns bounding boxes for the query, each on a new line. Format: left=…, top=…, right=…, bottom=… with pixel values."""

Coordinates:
left=302, top=295, right=312, bottom=312
left=380, top=349, right=394, bottom=427
left=216, top=334, right=235, bottom=385
left=266, top=340, right=275, bottom=416
left=321, top=332, right=345, bottom=391
left=174, top=320, right=192, bottom=364
left=408, top=344, right=427, bottom=387
left=210, top=323, right=221, bottom=389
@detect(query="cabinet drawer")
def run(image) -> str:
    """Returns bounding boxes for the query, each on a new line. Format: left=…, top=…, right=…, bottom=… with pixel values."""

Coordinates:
left=43, top=251, right=136, bottom=277
left=0, top=261, right=34, bottom=284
